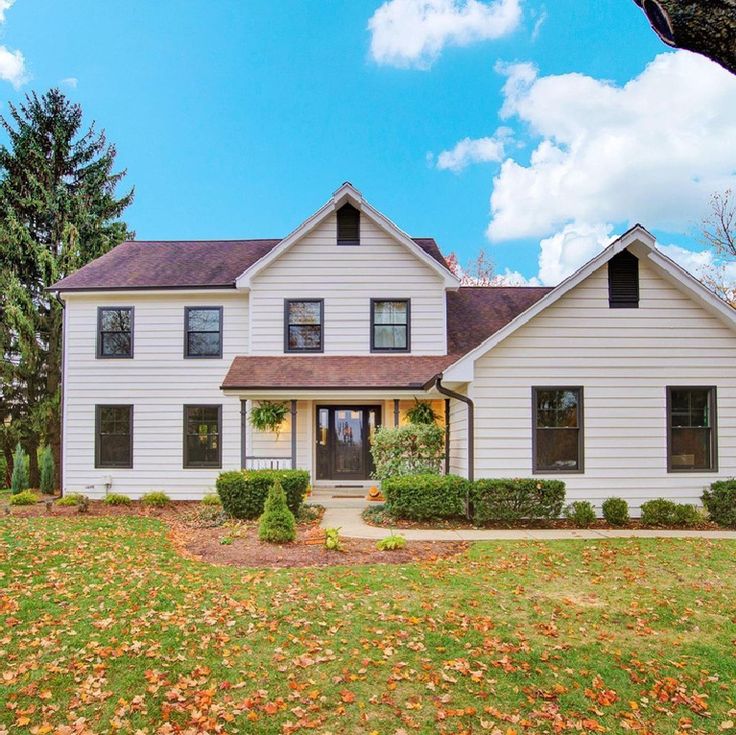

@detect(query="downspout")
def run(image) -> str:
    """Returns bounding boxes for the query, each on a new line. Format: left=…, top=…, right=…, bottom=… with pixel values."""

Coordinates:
left=433, top=375, right=474, bottom=482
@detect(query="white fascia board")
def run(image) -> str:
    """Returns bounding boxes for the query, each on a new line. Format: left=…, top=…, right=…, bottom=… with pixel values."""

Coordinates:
left=221, top=388, right=432, bottom=400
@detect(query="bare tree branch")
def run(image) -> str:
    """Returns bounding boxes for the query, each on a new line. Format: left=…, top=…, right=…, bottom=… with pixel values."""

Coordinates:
left=701, top=189, right=736, bottom=259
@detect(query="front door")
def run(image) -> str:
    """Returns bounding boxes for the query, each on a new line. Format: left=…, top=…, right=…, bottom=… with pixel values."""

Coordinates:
left=316, top=406, right=381, bottom=481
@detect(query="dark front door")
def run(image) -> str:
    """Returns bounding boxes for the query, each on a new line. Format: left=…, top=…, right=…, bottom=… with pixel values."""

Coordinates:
left=316, top=406, right=381, bottom=481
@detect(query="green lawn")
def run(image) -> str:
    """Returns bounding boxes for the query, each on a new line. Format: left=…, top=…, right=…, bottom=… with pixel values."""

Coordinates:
left=1, top=518, right=734, bottom=734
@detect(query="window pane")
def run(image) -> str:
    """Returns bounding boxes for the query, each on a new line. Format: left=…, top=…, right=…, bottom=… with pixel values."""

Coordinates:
left=187, top=308, right=220, bottom=332
left=188, top=332, right=221, bottom=356
left=101, top=332, right=132, bottom=356
left=374, top=301, right=407, bottom=325
left=289, top=324, right=321, bottom=350
left=374, top=325, right=407, bottom=349
left=185, top=406, right=220, bottom=467
left=536, top=390, right=579, bottom=428
left=289, top=302, right=321, bottom=325
left=97, top=406, right=131, bottom=467
left=100, top=309, right=130, bottom=332
left=536, top=428, right=579, bottom=471
left=671, top=427, right=711, bottom=470
left=670, top=389, right=710, bottom=428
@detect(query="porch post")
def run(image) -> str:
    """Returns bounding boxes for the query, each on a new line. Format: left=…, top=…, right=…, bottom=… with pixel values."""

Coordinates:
left=290, top=399, right=297, bottom=470
left=444, top=398, right=450, bottom=475
left=393, top=399, right=400, bottom=427
left=240, top=399, right=247, bottom=470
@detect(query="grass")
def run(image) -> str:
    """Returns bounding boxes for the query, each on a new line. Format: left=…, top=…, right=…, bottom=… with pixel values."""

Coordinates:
left=0, top=517, right=735, bottom=734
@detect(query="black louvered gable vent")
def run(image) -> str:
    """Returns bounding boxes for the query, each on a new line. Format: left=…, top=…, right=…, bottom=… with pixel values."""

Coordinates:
left=608, top=250, right=639, bottom=308
left=337, top=203, right=360, bottom=246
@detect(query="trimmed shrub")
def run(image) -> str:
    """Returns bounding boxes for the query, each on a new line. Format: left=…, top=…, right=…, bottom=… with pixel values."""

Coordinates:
left=471, top=479, right=565, bottom=525
left=376, top=534, right=407, bottom=551
left=371, top=424, right=445, bottom=482
left=702, top=480, right=736, bottom=528
left=11, top=443, right=28, bottom=495
left=39, top=446, right=55, bottom=495
left=216, top=469, right=309, bottom=519
left=258, top=479, right=296, bottom=543
left=103, top=493, right=131, bottom=506
left=672, top=503, right=701, bottom=527
left=141, top=491, right=171, bottom=508
left=382, top=474, right=468, bottom=521
left=638, top=498, right=702, bottom=527
left=9, top=490, right=38, bottom=506
left=56, top=493, right=85, bottom=506
left=602, top=497, right=629, bottom=527
left=201, top=493, right=222, bottom=506
left=564, top=500, right=597, bottom=528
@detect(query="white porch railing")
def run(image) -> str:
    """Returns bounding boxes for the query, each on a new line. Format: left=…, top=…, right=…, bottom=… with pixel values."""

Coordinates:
left=244, top=455, right=293, bottom=471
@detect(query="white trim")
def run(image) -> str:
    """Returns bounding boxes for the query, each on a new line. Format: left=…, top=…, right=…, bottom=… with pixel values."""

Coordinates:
left=235, top=183, right=460, bottom=289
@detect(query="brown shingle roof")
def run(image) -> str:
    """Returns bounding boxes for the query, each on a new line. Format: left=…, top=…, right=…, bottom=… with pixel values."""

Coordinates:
left=50, top=237, right=450, bottom=291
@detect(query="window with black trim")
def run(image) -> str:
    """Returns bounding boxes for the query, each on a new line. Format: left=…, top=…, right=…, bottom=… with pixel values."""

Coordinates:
left=183, top=405, right=222, bottom=468
left=533, top=387, right=583, bottom=473
left=97, top=307, right=133, bottom=358
left=608, top=250, right=639, bottom=308
left=667, top=387, right=717, bottom=472
left=95, top=405, right=133, bottom=468
left=337, top=203, right=360, bottom=246
left=371, top=299, right=410, bottom=352
left=285, top=300, right=323, bottom=352
left=185, top=307, right=222, bottom=358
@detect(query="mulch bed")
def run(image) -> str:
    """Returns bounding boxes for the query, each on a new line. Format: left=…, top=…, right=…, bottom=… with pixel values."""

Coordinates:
left=2, top=498, right=467, bottom=568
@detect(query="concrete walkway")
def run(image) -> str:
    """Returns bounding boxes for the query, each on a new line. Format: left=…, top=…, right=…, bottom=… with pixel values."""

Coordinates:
left=317, top=504, right=736, bottom=542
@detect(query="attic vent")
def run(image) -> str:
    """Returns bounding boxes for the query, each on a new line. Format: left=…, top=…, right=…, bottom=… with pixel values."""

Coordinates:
left=337, top=203, right=360, bottom=246
left=608, top=250, right=639, bottom=308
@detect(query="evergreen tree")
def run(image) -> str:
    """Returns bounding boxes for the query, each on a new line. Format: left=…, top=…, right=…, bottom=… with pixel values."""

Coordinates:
left=39, top=445, right=54, bottom=494
left=258, top=479, right=297, bottom=543
left=10, top=442, right=28, bottom=494
left=0, top=89, right=133, bottom=488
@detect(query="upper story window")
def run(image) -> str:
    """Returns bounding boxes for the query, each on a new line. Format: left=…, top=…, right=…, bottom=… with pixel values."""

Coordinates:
left=185, top=307, right=223, bottom=358
left=285, top=299, right=323, bottom=352
left=337, top=203, right=360, bottom=246
left=97, top=307, right=133, bottom=358
left=667, top=387, right=717, bottom=472
left=608, top=250, right=639, bottom=308
left=95, top=404, right=133, bottom=468
left=371, top=299, right=410, bottom=352
left=533, top=387, right=584, bottom=473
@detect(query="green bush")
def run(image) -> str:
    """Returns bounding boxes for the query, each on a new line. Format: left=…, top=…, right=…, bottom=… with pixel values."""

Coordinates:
left=370, top=424, right=445, bottom=482
left=258, top=479, right=296, bottom=543
left=639, top=498, right=700, bottom=527
left=382, top=474, right=468, bottom=521
left=672, top=503, right=701, bottom=527
left=602, top=497, right=629, bottom=526
left=56, top=493, right=85, bottom=506
left=9, top=490, right=38, bottom=506
left=141, top=491, right=171, bottom=508
left=39, top=446, right=55, bottom=494
left=201, top=493, right=222, bottom=506
left=376, top=534, right=407, bottom=551
left=11, top=443, right=28, bottom=494
left=471, top=479, right=565, bottom=525
left=324, top=527, right=342, bottom=551
left=702, top=480, right=736, bottom=528
left=216, top=469, right=308, bottom=519
left=564, top=500, right=597, bottom=527
left=103, top=493, right=131, bottom=506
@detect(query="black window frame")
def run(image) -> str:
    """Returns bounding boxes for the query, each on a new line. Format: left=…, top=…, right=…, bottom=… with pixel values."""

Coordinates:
left=532, top=386, right=584, bottom=474
left=336, top=202, right=360, bottom=246
left=666, top=386, right=718, bottom=473
left=184, top=306, right=223, bottom=359
left=183, top=404, right=222, bottom=469
left=370, top=298, right=411, bottom=353
left=96, top=306, right=134, bottom=359
left=284, top=299, right=324, bottom=353
left=95, top=404, right=133, bottom=469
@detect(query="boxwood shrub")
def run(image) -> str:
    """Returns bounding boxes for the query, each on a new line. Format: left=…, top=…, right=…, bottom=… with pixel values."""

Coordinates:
left=640, top=498, right=701, bottom=527
left=382, top=473, right=468, bottom=521
left=471, top=479, right=565, bottom=525
left=702, top=480, right=736, bottom=528
left=216, top=469, right=309, bottom=519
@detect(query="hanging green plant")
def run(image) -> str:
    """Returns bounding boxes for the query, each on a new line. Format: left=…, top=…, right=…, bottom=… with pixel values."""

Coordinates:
left=405, top=398, right=439, bottom=425
left=250, top=401, right=289, bottom=435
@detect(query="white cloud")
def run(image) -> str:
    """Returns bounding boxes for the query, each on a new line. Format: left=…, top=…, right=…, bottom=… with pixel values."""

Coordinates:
left=368, top=0, right=521, bottom=69
left=0, top=0, right=14, bottom=23
left=0, top=0, right=27, bottom=88
left=491, top=268, right=541, bottom=286
left=530, top=6, right=546, bottom=41
left=435, top=128, right=510, bottom=172
left=485, top=51, right=736, bottom=241
left=61, top=76, right=78, bottom=89
left=658, top=243, right=736, bottom=282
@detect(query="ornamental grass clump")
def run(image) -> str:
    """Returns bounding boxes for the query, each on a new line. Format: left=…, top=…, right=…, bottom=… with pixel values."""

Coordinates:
left=258, top=479, right=296, bottom=543
left=103, top=493, right=131, bottom=506
left=141, top=491, right=171, bottom=508
left=9, top=490, right=38, bottom=506
left=56, top=493, right=85, bottom=506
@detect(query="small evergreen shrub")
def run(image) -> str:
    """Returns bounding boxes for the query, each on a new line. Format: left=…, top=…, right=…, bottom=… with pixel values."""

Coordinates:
left=371, top=424, right=445, bottom=481
left=324, top=527, right=342, bottom=551
left=376, top=534, right=407, bottom=551
left=640, top=498, right=686, bottom=526
left=9, top=490, right=38, bottom=506
left=201, top=493, right=222, bottom=506
left=39, top=446, right=55, bottom=495
left=672, top=503, right=701, bottom=527
left=471, top=479, right=565, bottom=525
left=702, top=480, right=736, bottom=527
left=103, top=493, right=131, bottom=506
left=141, top=491, right=171, bottom=508
left=564, top=500, right=597, bottom=527
left=258, top=479, right=296, bottom=543
left=216, top=469, right=308, bottom=519
left=56, top=493, right=85, bottom=506
left=382, top=474, right=468, bottom=521
left=602, top=497, right=629, bottom=526
left=10, top=443, right=29, bottom=495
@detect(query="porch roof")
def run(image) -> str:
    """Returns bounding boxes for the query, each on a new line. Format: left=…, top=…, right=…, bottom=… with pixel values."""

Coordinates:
left=221, top=355, right=455, bottom=391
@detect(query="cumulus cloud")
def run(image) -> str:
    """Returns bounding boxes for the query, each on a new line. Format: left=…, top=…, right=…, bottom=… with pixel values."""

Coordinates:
left=435, top=129, right=510, bottom=172
left=0, top=0, right=14, bottom=23
left=0, top=0, right=27, bottom=87
left=368, top=0, right=521, bottom=69
left=486, top=51, right=736, bottom=241
left=491, top=268, right=541, bottom=286
left=658, top=243, right=736, bottom=283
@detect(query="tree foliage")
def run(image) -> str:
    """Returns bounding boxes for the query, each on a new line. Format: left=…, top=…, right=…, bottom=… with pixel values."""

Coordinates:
left=10, top=442, right=28, bottom=494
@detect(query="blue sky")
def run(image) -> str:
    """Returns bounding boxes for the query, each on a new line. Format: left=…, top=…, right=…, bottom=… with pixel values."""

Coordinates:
left=2, top=0, right=735, bottom=284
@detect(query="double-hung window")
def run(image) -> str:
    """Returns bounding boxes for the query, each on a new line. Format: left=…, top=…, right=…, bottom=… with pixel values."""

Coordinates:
left=285, top=300, right=323, bottom=352
left=185, top=307, right=222, bottom=358
left=533, top=387, right=584, bottom=473
left=371, top=299, right=410, bottom=352
left=97, top=307, right=133, bottom=358
left=183, top=405, right=222, bottom=468
left=95, top=405, right=133, bottom=468
left=667, top=387, right=717, bottom=471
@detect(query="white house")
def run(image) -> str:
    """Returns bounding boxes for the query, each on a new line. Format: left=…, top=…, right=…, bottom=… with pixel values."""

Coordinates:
left=51, top=183, right=736, bottom=512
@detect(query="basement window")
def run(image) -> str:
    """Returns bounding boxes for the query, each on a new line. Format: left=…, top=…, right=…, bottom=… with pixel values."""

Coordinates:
left=337, top=203, right=360, bottom=246
left=608, top=250, right=639, bottom=308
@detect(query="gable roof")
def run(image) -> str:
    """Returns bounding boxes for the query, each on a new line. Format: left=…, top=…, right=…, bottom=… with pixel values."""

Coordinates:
left=50, top=235, right=449, bottom=292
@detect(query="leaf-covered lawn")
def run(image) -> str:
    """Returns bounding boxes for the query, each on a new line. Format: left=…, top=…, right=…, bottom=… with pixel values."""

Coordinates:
left=1, top=517, right=735, bottom=735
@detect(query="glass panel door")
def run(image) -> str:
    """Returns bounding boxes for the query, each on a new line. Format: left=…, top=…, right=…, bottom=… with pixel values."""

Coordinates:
left=333, top=409, right=365, bottom=479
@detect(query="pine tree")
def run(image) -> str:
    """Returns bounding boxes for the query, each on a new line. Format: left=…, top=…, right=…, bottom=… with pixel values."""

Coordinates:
left=258, top=479, right=297, bottom=543
left=0, top=89, right=133, bottom=488
left=39, top=445, right=54, bottom=494
left=10, top=442, right=28, bottom=494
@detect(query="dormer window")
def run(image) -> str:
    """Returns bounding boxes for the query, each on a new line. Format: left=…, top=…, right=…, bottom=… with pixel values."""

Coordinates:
left=608, top=250, right=639, bottom=308
left=337, top=203, right=360, bottom=246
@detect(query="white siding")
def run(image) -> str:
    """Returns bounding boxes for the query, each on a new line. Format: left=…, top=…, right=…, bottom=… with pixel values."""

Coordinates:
left=448, top=392, right=469, bottom=477
left=249, top=214, right=447, bottom=355
left=63, top=292, right=247, bottom=499
left=471, top=259, right=736, bottom=512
